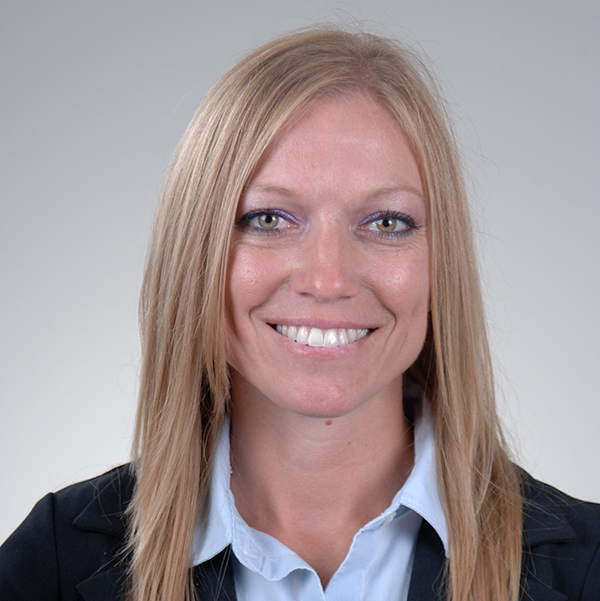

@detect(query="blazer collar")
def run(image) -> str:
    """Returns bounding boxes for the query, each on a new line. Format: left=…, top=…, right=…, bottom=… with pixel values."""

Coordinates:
left=520, top=471, right=576, bottom=547
left=72, top=465, right=134, bottom=539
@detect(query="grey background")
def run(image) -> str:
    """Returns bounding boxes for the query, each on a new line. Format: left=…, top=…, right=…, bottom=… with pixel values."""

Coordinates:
left=1, top=1, right=599, bottom=543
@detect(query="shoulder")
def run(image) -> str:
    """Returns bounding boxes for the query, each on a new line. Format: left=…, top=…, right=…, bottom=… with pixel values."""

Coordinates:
left=519, top=470, right=600, bottom=600
left=0, top=465, right=134, bottom=601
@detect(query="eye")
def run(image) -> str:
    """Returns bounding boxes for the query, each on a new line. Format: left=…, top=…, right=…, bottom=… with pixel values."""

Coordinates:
left=361, top=211, right=417, bottom=237
left=255, top=213, right=280, bottom=229
left=375, top=216, right=405, bottom=233
left=236, top=209, right=294, bottom=234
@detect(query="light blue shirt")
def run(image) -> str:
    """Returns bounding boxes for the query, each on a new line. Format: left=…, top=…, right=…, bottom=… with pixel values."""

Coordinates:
left=191, top=401, right=448, bottom=601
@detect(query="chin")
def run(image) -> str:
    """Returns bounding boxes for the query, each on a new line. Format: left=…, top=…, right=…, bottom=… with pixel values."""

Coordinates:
left=278, top=386, right=378, bottom=420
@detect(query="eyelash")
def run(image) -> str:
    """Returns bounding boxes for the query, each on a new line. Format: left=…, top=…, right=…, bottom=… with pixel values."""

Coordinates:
left=235, top=209, right=419, bottom=238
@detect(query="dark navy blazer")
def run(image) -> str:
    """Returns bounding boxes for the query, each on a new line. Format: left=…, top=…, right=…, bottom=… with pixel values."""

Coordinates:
left=1, top=465, right=599, bottom=600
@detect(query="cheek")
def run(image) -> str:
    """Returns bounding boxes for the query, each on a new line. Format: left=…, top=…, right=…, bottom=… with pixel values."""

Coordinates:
left=226, top=245, right=284, bottom=328
left=380, top=252, right=430, bottom=315
left=384, top=255, right=430, bottom=370
left=230, top=247, right=269, bottom=291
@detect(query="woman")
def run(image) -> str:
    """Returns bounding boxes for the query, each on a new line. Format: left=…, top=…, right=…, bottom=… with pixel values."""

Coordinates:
left=1, top=27, right=599, bottom=601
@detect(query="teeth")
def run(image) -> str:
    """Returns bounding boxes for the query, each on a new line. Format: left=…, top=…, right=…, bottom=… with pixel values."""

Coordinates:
left=275, top=325, right=369, bottom=347
left=296, top=325, right=309, bottom=344
left=307, top=328, right=324, bottom=347
left=323, top=329, right=338, bottom=348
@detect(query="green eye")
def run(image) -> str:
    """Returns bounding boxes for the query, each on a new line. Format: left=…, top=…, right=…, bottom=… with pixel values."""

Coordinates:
left=257, top=214, right=279, bottom=229
left=376, top=217, right=398, bottom=232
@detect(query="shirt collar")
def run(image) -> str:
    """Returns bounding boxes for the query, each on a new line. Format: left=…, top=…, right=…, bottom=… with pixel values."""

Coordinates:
left=191, top=420, right=234, bottom=564
left=191, top=399, right=449, bottom=567
left=394, top=399, right=449, bottom=556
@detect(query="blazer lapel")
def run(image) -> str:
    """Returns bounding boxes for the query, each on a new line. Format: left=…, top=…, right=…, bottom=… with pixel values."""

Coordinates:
left=193, top=547, right=237, bottom=601
left=76, top=550, right=238, bottom=601
left=76, top=562, right=128, bottom=601
left=407, top=519, right=447, bottom=601
left=518, top=474, right=576, bottom=601
left=520, top=579, right=568, bottom=601
left=73, top=466, right=134, bottom=601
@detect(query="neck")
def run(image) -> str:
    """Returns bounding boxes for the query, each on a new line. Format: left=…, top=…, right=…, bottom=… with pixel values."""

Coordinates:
left=229, top=386, right=414, bottom=586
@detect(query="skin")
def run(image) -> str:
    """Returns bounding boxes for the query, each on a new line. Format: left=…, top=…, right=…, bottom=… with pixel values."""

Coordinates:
left=225, top=91, right=429, bottom=587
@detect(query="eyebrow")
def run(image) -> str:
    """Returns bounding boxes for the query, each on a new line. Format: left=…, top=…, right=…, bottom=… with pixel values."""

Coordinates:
left=243, top=184, right=426, bottom=203
left=363, top=185, right=426, bottom=203
left=242, top=184, right=296, bottom=198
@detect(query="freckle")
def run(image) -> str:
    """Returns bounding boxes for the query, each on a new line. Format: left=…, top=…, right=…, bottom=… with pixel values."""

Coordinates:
left=325, top=419, right=333, bottom=426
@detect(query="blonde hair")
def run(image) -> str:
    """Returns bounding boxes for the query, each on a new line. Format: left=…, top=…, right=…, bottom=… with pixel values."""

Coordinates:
left=128, top=27, right=522, bottom=601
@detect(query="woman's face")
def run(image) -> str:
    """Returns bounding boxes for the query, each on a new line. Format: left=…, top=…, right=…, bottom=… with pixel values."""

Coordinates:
left=225, top=91, right=429, bottom=422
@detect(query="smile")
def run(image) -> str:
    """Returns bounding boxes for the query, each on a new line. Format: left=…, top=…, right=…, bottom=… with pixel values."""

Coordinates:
left=274, top=324, right=370, bottom=348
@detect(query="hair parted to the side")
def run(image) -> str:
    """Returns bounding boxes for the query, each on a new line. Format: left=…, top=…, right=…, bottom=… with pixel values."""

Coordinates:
left=127, top=26, right=523, bottom=601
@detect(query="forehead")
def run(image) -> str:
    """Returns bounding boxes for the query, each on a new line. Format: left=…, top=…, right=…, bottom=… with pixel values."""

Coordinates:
left=244, top=91, right=423, bottom=206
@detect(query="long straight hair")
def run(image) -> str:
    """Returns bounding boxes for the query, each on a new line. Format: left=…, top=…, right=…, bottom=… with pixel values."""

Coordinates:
left=127, top=27, right=522, bottom=601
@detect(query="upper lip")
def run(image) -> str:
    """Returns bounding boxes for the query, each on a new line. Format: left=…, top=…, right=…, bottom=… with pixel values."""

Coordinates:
left=268, top=320, right=377, bottom=330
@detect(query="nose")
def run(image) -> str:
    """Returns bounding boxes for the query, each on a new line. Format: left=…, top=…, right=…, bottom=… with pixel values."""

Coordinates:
left=291, top=225, right=360, bottom=302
